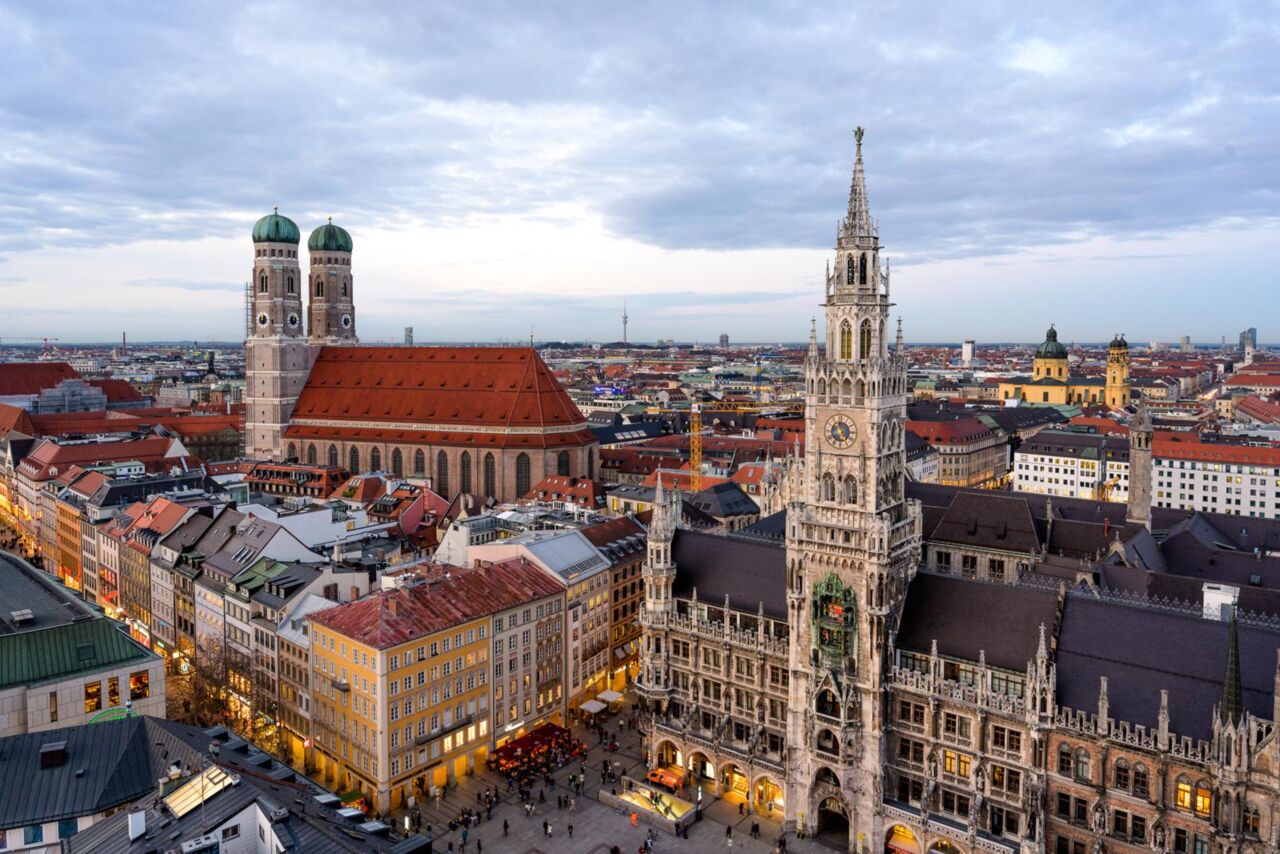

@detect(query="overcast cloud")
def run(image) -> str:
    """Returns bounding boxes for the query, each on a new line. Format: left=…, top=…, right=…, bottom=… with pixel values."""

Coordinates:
left=0, top=1, right=1277, bottom=343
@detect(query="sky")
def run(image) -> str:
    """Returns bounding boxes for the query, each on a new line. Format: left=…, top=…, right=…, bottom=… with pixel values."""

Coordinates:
left=0, top=1, right=1277, bottom=345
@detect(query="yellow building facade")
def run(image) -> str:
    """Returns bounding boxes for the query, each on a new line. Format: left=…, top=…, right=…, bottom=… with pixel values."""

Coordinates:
left=307, top=560, right=565, bottom=815
left=997, top=326, right=1130, bottom=408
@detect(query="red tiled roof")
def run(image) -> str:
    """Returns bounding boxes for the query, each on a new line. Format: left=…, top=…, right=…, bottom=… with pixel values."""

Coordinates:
left=1236, top=396, right=1280, bottom=424
left=524, top=475, right=605, bottom=505
left=1067, top=416, right=1130, bottom=436
left=0, top=403, right=36, bottom=436
left=16, top=435, right=186, bottom=481
left=285, top=347, right=594, bottom=450
left=906, top=417, right=996, bottom=445
left=1154, top=433, right=1280, bottom=466
left=87, top=378, right=145, bottom=403
left=309, top=558, right=565, bottom=648
left=0, top=362, right=79, bottom=396
left=1227, top=374, right=1280, bottom=388
left=579, top=515, right=645, bottom=549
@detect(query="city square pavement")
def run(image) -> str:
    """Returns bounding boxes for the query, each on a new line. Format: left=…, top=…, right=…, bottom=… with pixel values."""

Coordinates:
left=386, top=696, right=845, bottom=854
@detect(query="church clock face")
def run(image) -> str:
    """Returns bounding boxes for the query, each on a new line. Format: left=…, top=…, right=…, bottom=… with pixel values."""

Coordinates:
left=340, top=314, right=353, bottom=330
left=825, top=414, right=856, bottom=449
left=256, top=312, right=269, bottom=328
left=286, top=312, right=300, bottom=329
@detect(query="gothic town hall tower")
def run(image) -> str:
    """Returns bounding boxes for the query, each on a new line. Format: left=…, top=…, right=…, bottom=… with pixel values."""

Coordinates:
left=783, top=128, right=923, bottom=845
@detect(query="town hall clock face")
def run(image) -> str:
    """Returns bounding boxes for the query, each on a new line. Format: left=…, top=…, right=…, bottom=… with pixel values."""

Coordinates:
left=825, top=414, right=856, bottom=449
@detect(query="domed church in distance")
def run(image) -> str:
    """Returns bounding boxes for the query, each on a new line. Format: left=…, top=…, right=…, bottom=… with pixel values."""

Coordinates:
left=997, top=325, right=1130, bottom=409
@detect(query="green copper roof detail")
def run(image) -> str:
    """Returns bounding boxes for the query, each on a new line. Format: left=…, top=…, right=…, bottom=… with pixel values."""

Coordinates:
left=252, top=208, right=301, bottom=244
left=1035, top=324, right=1068, bottom=359
left=308, top=218, right=353, bottom=252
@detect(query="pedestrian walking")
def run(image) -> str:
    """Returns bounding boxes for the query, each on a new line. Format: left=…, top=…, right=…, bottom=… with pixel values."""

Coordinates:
left=568, top=823, right=574, bottom=838
left=503, top=819, right=509, bottom=837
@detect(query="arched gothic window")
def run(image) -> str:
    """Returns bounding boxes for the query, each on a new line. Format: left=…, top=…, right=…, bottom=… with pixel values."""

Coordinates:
left=342, top=280, right=349, bottom=297
left=348, top=446, right=360, bottom=473
left=846, top=254, right=855, bottom=284
left=1057, top=744, right=1073, bottom=775
left=460, top=452, right=472, bottom=494
left=858, top=253, right=867, bottom=285
left=1114, top=758, right=1130, bottom=790
left=516, top=453, right=531, bottom=497
left=413, top=449, right=425, bottom=476
left=821, top=473, right=836, bottom=502
left=391, top=449, right=403, bottom=477
left=370, top=447, right=381, bottom=471
left=839, top=321, right=853, bottom=360
left=436, top=451, right=449, bottom=496
left=586, top=451, right=594, bottom=479
left=817, top=378, right=826, bottom=399
left=1073, top=748, right=1091, bottom=784
left=306, top=444, right=317, bottom=465
left=859, top=319, right=872, bottom=360
left=483, top=453, right=496, bottom=498
left=1132, top=765, right=1149, bottom=798
left=286, top=275, right=295, bottom=294
left=286, top=443, right=296, bottom=461
left=843, top=476, right=857, bottom=504
left=557, top=451, right=570, bottom=477
left=315, top=279, right=324, bottom=298
left=259, top=274, right=268, bottom=294
left=328, top=445, right=338, bottom=467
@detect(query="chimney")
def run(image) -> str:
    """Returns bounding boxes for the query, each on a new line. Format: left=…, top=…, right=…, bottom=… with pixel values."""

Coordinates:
left=127, top=811, right=146, bottom=842
left=39, top=741, right=68, bottom=769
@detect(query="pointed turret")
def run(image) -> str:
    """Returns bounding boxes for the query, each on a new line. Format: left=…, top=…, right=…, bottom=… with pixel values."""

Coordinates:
left=842, top=126, right=875, bottom=240
left=1219, top=606, right=1243, bottom=724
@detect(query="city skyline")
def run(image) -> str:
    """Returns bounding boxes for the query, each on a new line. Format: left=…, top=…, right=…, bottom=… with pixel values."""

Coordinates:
left=1, top=1, right=1276, bottom=342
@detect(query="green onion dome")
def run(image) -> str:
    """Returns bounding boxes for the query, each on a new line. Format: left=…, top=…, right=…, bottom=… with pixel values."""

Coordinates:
left=1035, top=325, right=1068, bottom=359
left=308, top=218, right=353, bottom=253
left=252, top=208, right=300, bottom=244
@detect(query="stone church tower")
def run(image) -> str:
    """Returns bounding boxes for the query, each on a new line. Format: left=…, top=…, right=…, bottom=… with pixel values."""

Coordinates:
left=307, top=218, right=358, bottom=347
left=783, top=129, right=923, bottom=845
left=1105, top=334, right=1130, bottom=409
left=245, top=210, right=312, bottom=460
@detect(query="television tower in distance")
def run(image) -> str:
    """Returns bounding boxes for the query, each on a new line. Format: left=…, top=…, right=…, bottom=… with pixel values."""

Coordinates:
left=622, top=300, right=629, bottom=346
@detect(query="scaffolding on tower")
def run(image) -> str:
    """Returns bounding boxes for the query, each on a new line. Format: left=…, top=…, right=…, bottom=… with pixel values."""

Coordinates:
left=244, top=281, right=253, bottom=338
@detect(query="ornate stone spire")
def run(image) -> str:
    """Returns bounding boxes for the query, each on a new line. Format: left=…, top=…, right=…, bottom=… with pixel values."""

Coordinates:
left=1219, top=606, right=1243, bottom=724
left=841, top=126, right=875, bottom=241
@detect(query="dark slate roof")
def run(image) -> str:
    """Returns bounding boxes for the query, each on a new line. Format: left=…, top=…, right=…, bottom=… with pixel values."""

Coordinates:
left=67, top=717, right=403, bottom=853
left=739, top=509, right=786, bottom=542
left=0, top=715, right=200, bottom=828
left=929, top=492, right=1042, bottom=554
left=1055, top=596, right=1280, bottom=740
left=896, top=572, right=1060, bottom=672
left=671, top=529, right=786, bottom=619
left=689, top=480, right=758, bottom=518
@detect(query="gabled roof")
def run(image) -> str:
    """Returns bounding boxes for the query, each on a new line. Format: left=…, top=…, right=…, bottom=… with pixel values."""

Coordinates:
left=310, top=559, right=564, bottom=648
left=896, top=572, right=1059, bottom=672
left=286, top=346, right=595, bottom=449
left=670, top=529, right=786, bottom=619
left=0, top=361, right=79, bottom=396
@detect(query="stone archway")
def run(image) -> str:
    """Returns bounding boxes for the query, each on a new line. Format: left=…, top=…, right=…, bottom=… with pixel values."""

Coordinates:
left=887, top=824, right=922, bottom=854
left=752, top=774, right=784, bottom=817
left=720, top=761, right=748, bottom=801
left=654, top=739, right=681, bottom=771
left=927, top=839, right=964, bottom=854
left=688, top=751, right=714, bottom=784
left=816, top=794, right=851, bottom=849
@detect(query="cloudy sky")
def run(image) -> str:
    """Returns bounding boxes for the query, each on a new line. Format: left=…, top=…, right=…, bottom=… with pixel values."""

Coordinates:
left=1, top=1, right=1276, bottom=345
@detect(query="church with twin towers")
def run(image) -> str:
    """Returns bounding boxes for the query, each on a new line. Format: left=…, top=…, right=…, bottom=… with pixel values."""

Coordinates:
left=242, top=212, right=598, bottom=502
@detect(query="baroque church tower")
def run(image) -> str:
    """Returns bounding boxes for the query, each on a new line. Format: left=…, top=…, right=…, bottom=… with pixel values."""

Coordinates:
left=245, top=210, right=311, bottom=460
left=307, top=218, right=358, bottom=347
left=783, top=129, right=923, bottom=842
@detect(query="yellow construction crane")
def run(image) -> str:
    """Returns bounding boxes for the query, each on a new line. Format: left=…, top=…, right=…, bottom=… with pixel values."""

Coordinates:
left=652, top=401, right=802, bottom=492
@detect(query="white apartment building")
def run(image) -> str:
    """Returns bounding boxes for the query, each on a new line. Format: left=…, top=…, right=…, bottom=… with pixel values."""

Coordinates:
left=1153, top=435, right=1280, bottom=518
left=1012, top=430, right=1130, bottom=502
